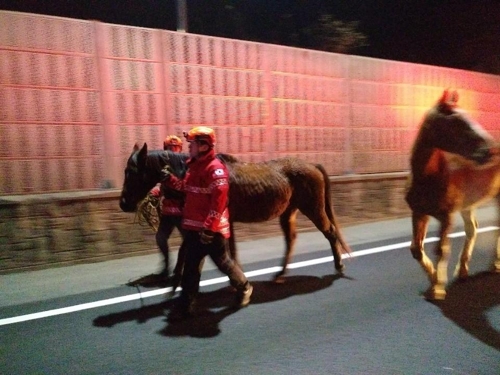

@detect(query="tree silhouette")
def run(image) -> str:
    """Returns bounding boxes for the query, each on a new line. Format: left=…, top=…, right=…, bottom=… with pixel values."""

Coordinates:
left=187, top=2, right=368, bottom=55
left=302, top=14, right=368, bottom=54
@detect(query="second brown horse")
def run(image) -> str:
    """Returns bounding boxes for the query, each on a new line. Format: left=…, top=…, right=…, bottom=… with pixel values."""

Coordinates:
left=406, top=89, right=500, bottom=300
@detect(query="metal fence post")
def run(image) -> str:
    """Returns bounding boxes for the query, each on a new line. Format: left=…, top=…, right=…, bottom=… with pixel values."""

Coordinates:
left=262, top=44, right=275, bottom=159
left=345, top=55, right=354, bottom=174
left=93, top=20, right=119, bottom=188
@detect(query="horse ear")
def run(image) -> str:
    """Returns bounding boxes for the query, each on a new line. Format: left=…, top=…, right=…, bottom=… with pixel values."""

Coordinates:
left=133, top=143, right=140, bottom=152
left=439, top=89, right=458, bottom=107
left=440, top=89, right=451, bottom=104
left=137, top=143, right=148, bottom=164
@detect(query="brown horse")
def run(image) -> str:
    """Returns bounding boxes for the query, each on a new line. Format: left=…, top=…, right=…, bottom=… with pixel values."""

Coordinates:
left=119, top=144, right=350, bottom=283
left=405, top=89, right=500, bottom=300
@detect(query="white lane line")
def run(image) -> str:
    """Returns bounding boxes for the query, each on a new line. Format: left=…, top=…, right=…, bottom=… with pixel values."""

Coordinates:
left=1, top=226, right=498, bottom=326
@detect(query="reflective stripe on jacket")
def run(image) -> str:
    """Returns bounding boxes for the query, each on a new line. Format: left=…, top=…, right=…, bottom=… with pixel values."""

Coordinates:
left=150, top=185, right=183, bottom=216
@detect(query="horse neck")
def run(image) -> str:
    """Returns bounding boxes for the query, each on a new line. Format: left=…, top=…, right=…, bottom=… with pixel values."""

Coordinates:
left=149, top=150, right=189, bottom=179
left=410, top=141, right=449, bottom=181
left=145, top=151, right=169, bottom=183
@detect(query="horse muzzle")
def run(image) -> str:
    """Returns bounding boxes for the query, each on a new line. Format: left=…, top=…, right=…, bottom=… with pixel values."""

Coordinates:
left=119, top=197, right=137, bottom=212
left=472, top=146, right=494, bottom=165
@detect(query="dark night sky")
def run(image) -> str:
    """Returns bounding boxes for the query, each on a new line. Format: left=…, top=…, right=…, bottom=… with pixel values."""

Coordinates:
left=1, top=0, right=499, bottom=74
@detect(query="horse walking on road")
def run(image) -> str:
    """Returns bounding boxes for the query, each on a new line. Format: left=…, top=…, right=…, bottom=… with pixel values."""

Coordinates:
left=120, top=145, right=350, bottom=284
left=405, top=89, right=500, bottom=300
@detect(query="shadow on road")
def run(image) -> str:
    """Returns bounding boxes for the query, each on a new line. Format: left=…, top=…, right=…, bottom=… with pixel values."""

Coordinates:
left=433, top=271, right=500, bottom=351
left=93, top=274, right=344, bottom=338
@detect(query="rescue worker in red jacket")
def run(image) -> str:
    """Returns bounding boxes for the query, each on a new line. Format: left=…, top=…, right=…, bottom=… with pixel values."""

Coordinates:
left=161, top=126, right=252, bottom=319
left=148, top=135, right=185, bottom=283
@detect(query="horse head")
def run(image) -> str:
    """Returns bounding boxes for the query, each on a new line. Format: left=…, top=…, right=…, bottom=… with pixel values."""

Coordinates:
left=419, top=89, right=495, bottom=164
left=119, top=143, right=189, bottom=212
left=119, top=143, right=159, bottom=212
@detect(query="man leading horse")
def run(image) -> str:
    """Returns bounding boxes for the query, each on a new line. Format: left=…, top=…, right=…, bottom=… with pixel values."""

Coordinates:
left=161, top=126, right=253, bottom=320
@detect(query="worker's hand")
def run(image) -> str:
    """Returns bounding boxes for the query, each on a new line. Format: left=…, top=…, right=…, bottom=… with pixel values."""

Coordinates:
left=159, top=183, right=167, bottom=197
left=160, top=165, right=174, bottom=181
left=200, top=229, right=215, bottom=244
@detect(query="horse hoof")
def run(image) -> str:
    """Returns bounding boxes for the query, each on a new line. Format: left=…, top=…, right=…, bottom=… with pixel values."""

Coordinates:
left=494, top=261, right=500, bottom=273
left=454, top=266, right=469, bottom=280
left=171, top=275, right=182, bottom=290
left=273, top=274, right=286, bottom=284
left=335, top=264, right=345, bottom=275
left=165, top=290, right=176, bottom=299
left=423, top=288, right=446, bottom=301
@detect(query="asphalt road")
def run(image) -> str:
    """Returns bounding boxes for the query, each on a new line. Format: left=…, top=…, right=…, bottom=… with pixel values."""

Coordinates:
left=1, top=207, right=499, bottom=375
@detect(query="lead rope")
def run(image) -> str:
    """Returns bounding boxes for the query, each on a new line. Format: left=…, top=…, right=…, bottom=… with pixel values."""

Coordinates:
left=130, top=193, right=161, bottom=304
left=134, top=193, right=161, bottom=233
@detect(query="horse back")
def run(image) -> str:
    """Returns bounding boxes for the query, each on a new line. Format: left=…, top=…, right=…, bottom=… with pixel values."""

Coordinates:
left=273, top=158, right=328, bottom=207
left=226, top=161, right=292, bottom=222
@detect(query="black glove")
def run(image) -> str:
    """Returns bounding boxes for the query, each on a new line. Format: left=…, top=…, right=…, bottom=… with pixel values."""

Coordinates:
left=160, top=165, right=173, bottom=181
left=200, top=229, right=215, bottom=245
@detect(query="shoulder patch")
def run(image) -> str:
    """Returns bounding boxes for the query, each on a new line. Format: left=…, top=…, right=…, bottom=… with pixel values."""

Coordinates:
left=213, top=168, right=225, bottom=177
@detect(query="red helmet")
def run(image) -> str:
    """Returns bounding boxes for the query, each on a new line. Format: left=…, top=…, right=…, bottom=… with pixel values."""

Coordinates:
left=163, top=135, right=183, bottom=150
left=183, top=126, right=216, bottom=147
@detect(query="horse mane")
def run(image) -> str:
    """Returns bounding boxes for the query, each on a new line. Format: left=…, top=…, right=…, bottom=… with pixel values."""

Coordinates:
left=146, top=150, right=189, bottom=178
left=145, top=150, right=166, bottom=170
left=145, top=149, right=237, bottom=177
left=216, top=153, right=239, bottom=164
left=150, top=150, right=237, bottom=174
left=165, top=150, right=189, bottom=178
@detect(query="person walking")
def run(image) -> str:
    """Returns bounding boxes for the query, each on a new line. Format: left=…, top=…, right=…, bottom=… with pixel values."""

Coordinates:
left=143, top=135, right=185, bottom=284
left=161, top=126, right=252, bottom=319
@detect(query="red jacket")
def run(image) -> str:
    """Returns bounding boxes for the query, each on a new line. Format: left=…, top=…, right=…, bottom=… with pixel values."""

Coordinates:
left=163, top=149, right=230, bottom=237
left=150, top=185, right=183, bottom=216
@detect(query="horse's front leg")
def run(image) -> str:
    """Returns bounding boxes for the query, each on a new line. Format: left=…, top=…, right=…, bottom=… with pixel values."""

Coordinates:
left=275, top=208, right=298, bottom=283
left=495, top=236, right=500, bottom=273
left=171, top=231, right=187, bottom=293
left=227, top=222, right=240, bottom=267
left=410, top=212, right=436, bottom=288
left=430, top=213, right=453, bottom=300
left=454, top=209, right=477, bottom=280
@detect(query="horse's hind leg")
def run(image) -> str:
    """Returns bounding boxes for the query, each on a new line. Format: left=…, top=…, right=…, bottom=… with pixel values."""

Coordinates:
left=495, top=234, right=500, bottom=273
left=275, top=208, right=299, bottom=283
left=303, top=210, right=344, bottom=274
left=323, top=223, right=344, bottom=274
left=495, top=195, right=500, bottom=273
left=454, top=209, right=477, bottom=280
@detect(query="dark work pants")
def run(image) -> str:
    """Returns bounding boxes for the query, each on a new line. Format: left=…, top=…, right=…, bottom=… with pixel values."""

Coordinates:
left=180, top=230, right=249, bottom=306
left=155, top=215, right=184, bottom=274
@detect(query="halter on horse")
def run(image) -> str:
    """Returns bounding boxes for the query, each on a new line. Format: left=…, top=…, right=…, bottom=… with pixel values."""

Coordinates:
left=405, top=89, right=500, bottom=300
left=120, top=144, right=350, bottom=284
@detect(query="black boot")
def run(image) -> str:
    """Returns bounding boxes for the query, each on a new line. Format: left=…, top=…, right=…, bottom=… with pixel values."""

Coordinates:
left=234, top=282, right=253, bottom=309
left=168, top=296, right=195, bottom=322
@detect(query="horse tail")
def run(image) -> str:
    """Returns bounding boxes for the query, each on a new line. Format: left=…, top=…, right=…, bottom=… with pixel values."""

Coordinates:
left=315, top=163, right=351, bottom=255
